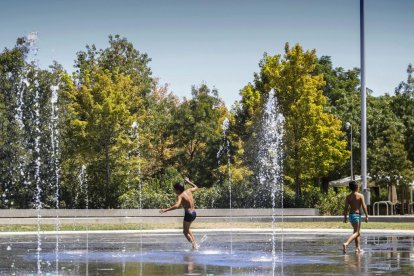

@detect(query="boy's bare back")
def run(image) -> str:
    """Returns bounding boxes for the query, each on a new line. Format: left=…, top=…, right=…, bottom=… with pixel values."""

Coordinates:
left=346, top=192, right=364, bottom=213
left=179, top=188, right=195, bottom=210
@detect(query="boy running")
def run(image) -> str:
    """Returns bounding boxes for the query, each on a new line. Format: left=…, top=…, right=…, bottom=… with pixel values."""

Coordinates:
left=160, top=177, right=199, bottom=249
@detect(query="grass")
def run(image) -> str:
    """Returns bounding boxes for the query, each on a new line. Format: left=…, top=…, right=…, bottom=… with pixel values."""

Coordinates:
left=1, top=221, right=413, bottom=232
left=196, top=221, right=414, bottom=230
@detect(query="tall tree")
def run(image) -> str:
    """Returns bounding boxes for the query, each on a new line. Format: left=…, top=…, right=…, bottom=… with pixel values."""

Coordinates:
left=237, top=43, right=349, bottom=200
left=61, top=35, right=153, bottom=208
left=314, top=56, right=361, bottom=190
left=368, top=95, right=413, bottom=191
left=61, top=68, right=141, bottom=208
left=74, top=34, right=153, bottom=98
left=171, top=84, right=227, bottom=187
left=1, top=38, right=63, bottom=208
left=0, top=39, right=28, bottom=208
left=141, top=81, right=180, bottom=177
left=392, top=64, right=414, bottom=163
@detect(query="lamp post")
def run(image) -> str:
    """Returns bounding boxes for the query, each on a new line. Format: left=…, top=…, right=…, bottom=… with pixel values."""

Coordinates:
left=360, top=0, right=370, bottom=205
left=345, top=122, right=354, bottom=180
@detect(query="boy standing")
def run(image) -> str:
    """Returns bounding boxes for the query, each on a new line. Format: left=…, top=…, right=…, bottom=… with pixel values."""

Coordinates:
left=342, top=180, right=369, bottom=253
left=160, top=177, right=199, bottom=249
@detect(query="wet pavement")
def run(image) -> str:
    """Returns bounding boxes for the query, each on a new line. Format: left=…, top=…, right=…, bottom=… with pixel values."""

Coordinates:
left=0, top=231, right=413, bottom=275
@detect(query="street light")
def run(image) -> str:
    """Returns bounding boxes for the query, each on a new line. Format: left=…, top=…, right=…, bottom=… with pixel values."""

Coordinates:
left=345, top=122, right=354, bottom=180
left=360, top=0, right=370, bottom=206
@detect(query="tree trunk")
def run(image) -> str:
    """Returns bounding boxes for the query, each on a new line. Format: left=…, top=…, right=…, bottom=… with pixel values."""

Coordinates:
left=321, top=177, right=330, bottom=193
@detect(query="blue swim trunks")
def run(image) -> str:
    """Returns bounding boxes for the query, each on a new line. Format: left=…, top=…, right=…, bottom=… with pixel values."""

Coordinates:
left=348, top=213, right=362, bottom=224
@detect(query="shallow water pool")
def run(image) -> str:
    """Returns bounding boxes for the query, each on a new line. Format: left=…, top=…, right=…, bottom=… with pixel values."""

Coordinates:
left=1, top=230, right=413, bottom=275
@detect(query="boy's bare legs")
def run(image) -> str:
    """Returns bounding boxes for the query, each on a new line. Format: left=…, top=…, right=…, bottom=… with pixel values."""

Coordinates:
left=183, top=221, right=193, bottom=243
left=355, top=222, right=362, bottom=253
left=183, top=221, right=198, bottom=249
left=355, top=236, right=361, bottom=253
left=343, top=222, right=361, bottom=253
left=189, top=230, right=198, bottom=249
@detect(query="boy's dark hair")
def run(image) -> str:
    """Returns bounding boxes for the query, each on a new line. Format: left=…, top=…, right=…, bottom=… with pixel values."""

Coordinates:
left=173, top=181, right=185, bottom=193
left=349, top=181, right=358, bottom=191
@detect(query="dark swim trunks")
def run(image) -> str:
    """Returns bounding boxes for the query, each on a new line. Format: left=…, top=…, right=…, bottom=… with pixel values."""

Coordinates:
left=184, top=210, right=197, bottom=222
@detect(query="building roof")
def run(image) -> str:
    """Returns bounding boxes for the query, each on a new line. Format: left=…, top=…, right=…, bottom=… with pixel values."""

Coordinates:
left=329, top=175, right=374, bottom=188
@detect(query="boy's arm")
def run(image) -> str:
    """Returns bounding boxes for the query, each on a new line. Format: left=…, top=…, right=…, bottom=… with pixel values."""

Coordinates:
left=343, top=196, right=349, bottom=223
left=361, top=196, right=369, bottom=223
left=160, top=196, right=182, bottom=213
left=184, top=177, right=198, bottom=192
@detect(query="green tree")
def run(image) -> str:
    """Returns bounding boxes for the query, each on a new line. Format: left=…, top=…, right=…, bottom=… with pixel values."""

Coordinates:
left=392, top=64, right=414, bottom=163
left=237, top=43, right=349, bottom=201
left=60, top=35, right=154, bottom=208
left=1, top=38, right=64, bottom=209
left=74, top=34, right=153, bottom=98
left=61, top=68, right=141, bottom=208
left=0, top=39, right=28, bottom=208
left=314, top=56, right=361, bottom=190
left=233, top=84, right=262, bottom=140
left=171, top=84, right=227, bottom=187
left=368, top=95, right=413, bottom=195
left=140, top=82, right=179, bottom=177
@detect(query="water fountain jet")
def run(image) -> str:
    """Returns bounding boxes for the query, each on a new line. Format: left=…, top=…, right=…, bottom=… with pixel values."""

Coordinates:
left=257, top=89, right=285, bottom=275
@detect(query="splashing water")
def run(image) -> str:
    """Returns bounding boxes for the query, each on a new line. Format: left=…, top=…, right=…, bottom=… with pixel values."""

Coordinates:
left=77, top=164, right=89, bottom=275
left=257, top=90, right=285, bottom=276
left=25, top=31, right=43, bottom=274
left=218, top=117, right=233, bottom=253
left=222, top=118, right=231, bottom=191
left=13, top=60, right=28, bottom=208
left=131, top=121, right=143, bottom=276
left=49, top=85, right=60, bottom=273
left=76, top=165, right=88, bottom=208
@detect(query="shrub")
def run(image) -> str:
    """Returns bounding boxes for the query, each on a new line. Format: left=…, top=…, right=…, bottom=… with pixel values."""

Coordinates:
left=316, top=188, right=347, bottom=215
left=119, top=166, right=181, bottom=208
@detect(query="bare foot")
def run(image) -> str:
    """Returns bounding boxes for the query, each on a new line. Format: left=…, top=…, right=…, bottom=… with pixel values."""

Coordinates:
left=342, top=243, right=347, bottom=254
left=356, top=248, right=361, bottom=253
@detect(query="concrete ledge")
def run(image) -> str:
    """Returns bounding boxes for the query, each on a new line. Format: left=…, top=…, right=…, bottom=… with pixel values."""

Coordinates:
left=1, top=209, right=413, bottom=225
left=0, top=214, right=413, bottom=225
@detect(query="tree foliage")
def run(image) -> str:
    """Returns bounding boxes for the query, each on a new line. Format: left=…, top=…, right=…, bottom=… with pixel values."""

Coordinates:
left=61, top=67, right=141, bottom=208
left=171, top=84, right=227, bottom=186
left=1, top=36, right=413, bottom=210
left=236, top=43, right=349, bottom=200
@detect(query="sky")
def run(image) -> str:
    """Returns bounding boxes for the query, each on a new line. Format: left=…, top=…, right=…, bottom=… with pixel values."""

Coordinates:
left=1, top=0, right=413, bottom=107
